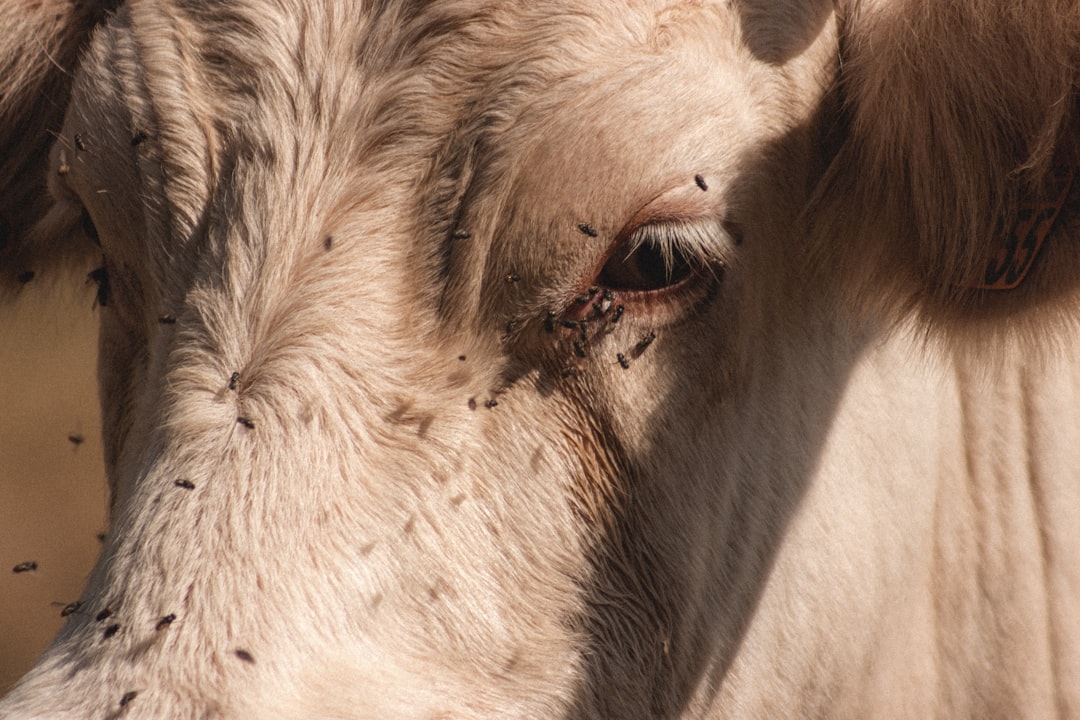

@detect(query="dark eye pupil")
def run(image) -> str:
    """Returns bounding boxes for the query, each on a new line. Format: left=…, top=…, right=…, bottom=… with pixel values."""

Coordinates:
left=632, top=243, right=669, bottom=288
left=597, top=238, right=693, bottom=292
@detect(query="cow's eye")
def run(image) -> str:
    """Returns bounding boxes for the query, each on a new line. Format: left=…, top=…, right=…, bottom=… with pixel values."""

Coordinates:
left=596, top=221, right=705, bottom=293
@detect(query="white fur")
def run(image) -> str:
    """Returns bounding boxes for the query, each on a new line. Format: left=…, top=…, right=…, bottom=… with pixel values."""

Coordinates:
left=1, top=1, right=1078, bottom=717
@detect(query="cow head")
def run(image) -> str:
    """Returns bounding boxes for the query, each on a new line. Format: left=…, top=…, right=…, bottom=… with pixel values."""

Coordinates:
left=1, top=1, right=1077, bottom=717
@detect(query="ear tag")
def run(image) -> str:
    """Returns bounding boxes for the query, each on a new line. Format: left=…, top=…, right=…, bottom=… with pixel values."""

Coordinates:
left=970, top=165, right=1075, bottom=291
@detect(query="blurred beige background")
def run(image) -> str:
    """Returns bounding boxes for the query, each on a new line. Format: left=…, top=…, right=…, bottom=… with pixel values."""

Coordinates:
left=0, top=284, right=106, bottom=694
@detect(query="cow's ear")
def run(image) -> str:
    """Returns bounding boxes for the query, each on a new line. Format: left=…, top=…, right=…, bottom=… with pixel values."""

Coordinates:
left=809, top=0, right=1080, bottom=334
left=0, top=1, right=119, bottom=300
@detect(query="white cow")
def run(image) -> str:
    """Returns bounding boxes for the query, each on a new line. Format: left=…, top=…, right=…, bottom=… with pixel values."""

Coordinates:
left=1, top=0, right=1078, bottom=717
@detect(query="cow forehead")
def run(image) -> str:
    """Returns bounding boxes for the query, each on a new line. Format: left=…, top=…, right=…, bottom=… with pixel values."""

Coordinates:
left=130, top=0, right=828, bottom=147
left=60, top=0, right=834, bottom=336
left=68, top=0, right=832, bottom=209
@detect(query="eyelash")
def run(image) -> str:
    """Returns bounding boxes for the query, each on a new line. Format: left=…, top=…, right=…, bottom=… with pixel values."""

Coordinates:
left=595, top=218, right=732, bottom=294
left=628, top=220, right=720, bottom=269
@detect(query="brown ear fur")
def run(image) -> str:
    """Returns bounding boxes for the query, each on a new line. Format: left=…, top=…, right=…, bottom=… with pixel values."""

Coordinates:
left=809, top=0, right=1080, bottom=338
left=0, top=0, right=119, bottom=299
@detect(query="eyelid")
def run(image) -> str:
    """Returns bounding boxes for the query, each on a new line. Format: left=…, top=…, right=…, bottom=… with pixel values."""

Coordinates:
left=622, top=217, right=734, bottom=270
left=560, top=214, right=732, bottom=323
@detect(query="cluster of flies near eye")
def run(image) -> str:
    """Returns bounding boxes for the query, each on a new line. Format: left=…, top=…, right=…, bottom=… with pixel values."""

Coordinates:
left=453, top=215, right=664, bottom=411
left=482, top=172, right=711, bottom=399
left=535, top=259, right=656, bottom=382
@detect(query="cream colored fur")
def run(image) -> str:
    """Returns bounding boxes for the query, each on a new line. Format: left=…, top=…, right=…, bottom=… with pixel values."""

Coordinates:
left=0, top=1, right=1078, bottom=718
